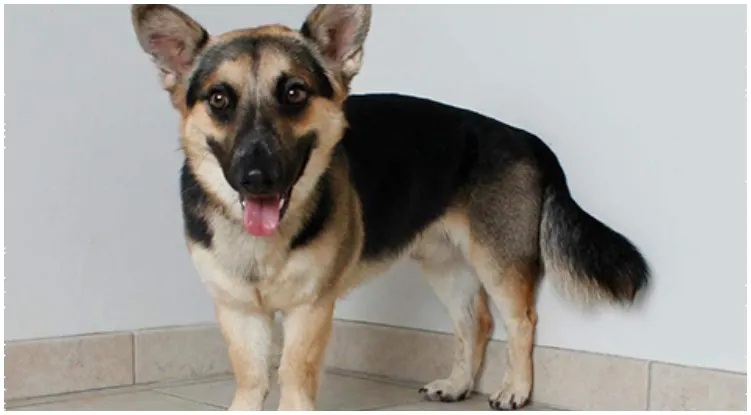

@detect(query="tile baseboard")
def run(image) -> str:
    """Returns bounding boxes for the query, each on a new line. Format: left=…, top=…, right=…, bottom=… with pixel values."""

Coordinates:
left=5, top=320, right=747, bottom=410
left=134, top=325, right=232, bottom=384
left=648, top=362, right=747, bottom=411
left=4, top=332, right=134, bottom=401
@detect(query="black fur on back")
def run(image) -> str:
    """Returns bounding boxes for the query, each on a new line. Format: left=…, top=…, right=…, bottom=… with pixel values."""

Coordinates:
left=339, top=94, right=482, bottom=259
left=338, top=93, right=648, bottom=302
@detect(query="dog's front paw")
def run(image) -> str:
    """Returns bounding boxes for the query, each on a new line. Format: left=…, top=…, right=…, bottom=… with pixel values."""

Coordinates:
left=418, top=378, right=472, bottom=402
left=488, top=378, right=531, bottom=410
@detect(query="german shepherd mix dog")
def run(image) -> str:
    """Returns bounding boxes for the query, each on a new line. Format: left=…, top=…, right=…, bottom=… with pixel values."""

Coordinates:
left=131, top=4, right=649, bottom=411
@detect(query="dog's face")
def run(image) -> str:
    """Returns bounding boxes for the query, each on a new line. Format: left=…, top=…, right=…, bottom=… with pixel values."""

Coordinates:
left=131, top=5, right=371, bottom=236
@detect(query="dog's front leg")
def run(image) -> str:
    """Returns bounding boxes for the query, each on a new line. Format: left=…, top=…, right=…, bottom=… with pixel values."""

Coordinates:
left=277, top=297, right=336, bottom=411
left=215, top=302, right=273, bottom=411
left=190, top=246, right=274, bottom=410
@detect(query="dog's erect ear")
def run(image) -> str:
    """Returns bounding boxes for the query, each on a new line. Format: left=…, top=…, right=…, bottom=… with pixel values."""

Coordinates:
left=301, top=5, right=372, bottom=84
left=131, top=5, right=209, bottom=91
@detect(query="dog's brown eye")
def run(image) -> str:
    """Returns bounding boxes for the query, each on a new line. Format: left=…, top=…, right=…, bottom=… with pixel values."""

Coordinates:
left=209, top=92, right=229, bottom=110
left=285, top=85, right=308, bottom=105
left=277, top=78, right=310, bottom=114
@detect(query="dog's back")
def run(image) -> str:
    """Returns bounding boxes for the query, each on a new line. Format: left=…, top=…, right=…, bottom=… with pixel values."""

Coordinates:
left=339, top=93, right=525, bottom=259
left=339, top=93, right=649, bottom=302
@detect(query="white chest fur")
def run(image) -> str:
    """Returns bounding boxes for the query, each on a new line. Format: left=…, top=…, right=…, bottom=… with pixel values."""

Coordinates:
left=192, top=212, right=328, bottom=312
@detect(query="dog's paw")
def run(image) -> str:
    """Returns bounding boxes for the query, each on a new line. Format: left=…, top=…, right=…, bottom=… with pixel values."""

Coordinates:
left=418, top=378, right=472, bottom=402
left=488, top=379, right=531, bottom=410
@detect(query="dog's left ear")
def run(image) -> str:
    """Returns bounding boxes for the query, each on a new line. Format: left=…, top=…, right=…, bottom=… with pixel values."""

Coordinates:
left=301, top=5, right=372, bottom=85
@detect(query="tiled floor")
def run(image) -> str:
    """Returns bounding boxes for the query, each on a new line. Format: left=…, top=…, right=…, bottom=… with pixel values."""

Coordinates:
left=6, top=370, right=554, bottom=411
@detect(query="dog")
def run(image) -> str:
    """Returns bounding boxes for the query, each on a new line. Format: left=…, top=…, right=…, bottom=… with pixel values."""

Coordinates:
left=130, top=4, right=649, bottom=411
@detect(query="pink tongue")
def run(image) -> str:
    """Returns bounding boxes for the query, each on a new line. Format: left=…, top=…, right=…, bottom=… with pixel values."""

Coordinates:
left=242, top=197, right=281, bottom=236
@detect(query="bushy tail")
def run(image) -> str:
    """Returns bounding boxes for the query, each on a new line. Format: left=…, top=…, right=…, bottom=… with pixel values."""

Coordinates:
left=532, top=138, right=650, bottom=305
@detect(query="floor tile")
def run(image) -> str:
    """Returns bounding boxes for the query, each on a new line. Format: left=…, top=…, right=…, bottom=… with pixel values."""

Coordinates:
left=158, top=371, right=423, bottom=410
left=5, top=373, right=235, bottom=410
left=7, top=372, right=558, bottom=411
left=13, top=390, right=220, bottom=411
left=377, top=394, right=556, bottom=411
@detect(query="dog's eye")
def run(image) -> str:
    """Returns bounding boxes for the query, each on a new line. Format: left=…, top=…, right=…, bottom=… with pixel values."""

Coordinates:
left=285, top=86, right=307, bottom=105
left=282, top=79, right=309, bottom=106
left=205, top=84, right=236, bottom=121
left=209, top=92, right=230, bottom=110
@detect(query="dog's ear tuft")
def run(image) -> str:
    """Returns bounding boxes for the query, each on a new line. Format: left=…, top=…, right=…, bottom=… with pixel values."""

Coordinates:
left=301, top=5, right=372, bottom=83
left=131, top=5, right=209, bottom=91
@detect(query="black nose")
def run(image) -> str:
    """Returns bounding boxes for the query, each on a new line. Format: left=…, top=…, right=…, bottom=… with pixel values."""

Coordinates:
left=240, top=168, right=276, bottom=194
left=230, top=137, right=283, bottom=195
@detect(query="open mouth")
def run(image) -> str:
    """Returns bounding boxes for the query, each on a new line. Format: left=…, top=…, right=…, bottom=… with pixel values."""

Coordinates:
left=240, top=191, right=291, bottom=237
left=238, top=137, right=315, bottom=237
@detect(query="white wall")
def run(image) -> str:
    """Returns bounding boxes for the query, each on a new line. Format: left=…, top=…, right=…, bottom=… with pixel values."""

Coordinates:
left=6, top=5, right=745, bottom=374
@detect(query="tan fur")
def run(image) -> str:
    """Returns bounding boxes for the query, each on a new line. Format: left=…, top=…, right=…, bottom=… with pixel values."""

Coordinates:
left=215, top=302, right=273, bottom=411
left=210, top=57, right=254, bottom=95
left=277, top=296, right=335, bottom=410
left=469, top=241, right=539, bottom=409
left=473, top=288, right=493, bottom=374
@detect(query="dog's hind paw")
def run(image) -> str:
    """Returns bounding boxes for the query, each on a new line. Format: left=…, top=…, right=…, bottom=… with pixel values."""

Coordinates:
left=418, top=378, right=472, bottom=402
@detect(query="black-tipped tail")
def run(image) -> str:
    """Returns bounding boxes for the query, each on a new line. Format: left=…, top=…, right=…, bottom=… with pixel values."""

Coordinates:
left=533, top=139, right=649, bottom=303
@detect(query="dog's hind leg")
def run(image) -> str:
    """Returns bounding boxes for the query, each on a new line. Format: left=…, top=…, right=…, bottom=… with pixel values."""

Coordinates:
left=466, top=162, right=544, bottom=410
left=471, top=254, right=539, bottom=410
left=416, top=244, right=493, bottom=402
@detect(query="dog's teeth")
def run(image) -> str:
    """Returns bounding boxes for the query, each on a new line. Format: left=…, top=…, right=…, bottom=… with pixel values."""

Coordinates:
left=280, top=198, right=286, bottom=209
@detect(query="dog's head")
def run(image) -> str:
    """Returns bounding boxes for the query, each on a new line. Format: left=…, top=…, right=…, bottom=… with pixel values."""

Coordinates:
left=131, top=4, right=371, bottom=236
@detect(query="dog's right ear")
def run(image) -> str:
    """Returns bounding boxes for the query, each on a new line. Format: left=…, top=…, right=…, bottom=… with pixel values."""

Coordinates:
left=131, top=5, right=209, bottom=92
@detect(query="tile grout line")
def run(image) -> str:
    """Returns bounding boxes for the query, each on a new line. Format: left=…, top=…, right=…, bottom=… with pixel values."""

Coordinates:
left=325, top=367, right=424, bottom=389
left=645, top=360, right=653, bottom=410
left=5, top=383, right=157, bottom=409
left=151, top=389, right=227, bottom=410
left=130, top=332, right=136, bottom=386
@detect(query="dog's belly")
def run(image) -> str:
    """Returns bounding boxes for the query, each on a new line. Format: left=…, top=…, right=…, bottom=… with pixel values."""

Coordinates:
left=339, top=212, right=471, bottom=295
